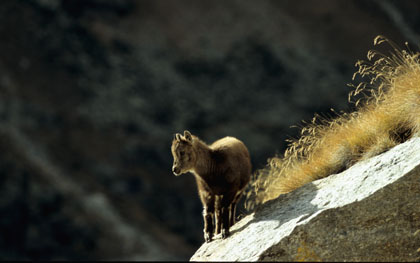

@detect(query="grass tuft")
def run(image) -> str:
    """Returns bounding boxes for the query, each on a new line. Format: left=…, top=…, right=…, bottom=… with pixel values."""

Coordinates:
left=245, top=36, right=420, bottom=210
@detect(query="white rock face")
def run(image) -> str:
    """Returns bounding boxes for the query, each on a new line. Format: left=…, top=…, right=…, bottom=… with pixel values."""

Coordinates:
left=191, top=137, right=420, bottom=261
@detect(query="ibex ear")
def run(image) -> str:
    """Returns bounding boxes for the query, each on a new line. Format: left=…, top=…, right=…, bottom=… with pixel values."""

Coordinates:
left=184, top=130, right=193, bottom=142
left=175, top=133, right=182, bottom=141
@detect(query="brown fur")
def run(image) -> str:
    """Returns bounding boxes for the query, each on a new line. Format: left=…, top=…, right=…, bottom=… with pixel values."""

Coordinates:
left=171, top=130, right=251, bottom=242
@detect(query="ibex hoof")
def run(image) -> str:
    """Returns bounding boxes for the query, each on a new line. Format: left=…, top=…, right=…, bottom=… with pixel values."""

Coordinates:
left=221, top=229, right=230, bottom=239
left=204, top=232, right=213, bottom=243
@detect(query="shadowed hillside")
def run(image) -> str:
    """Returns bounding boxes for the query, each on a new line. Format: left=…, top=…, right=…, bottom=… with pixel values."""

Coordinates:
left=0, top=0, right=419, bottom=260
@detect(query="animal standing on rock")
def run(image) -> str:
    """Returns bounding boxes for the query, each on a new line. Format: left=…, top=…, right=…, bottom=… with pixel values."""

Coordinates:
left=171, top=130, right=251, bottom=242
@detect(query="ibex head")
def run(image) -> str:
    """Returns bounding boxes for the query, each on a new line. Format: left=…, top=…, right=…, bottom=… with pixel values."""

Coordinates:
left=171, top=130, right=195, bottom=176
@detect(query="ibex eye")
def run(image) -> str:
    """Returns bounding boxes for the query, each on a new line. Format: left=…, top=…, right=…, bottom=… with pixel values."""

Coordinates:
left=180, top=151, right=185, bottom=156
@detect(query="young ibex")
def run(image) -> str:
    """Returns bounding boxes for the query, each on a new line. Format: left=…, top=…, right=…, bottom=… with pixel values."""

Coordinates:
left=171, top=130, right=251, bottom=242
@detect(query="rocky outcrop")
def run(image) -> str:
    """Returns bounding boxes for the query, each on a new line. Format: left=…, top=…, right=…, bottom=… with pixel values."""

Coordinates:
left=2, top=0, right=420, bottom=260
left=191, top=137, right=420, bottom=261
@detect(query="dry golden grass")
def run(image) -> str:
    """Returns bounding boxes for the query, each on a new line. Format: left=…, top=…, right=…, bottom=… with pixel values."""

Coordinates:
left=245, top=36, right=420, bottom=210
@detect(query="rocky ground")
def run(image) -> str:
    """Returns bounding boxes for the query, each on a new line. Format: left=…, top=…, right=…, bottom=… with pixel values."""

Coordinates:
left=192, top=137, right=420, bottom=261
left=0, top=0, right=419, bottom=260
